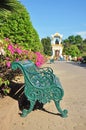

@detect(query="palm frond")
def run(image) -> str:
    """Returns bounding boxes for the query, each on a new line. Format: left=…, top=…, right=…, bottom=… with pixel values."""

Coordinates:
left=0, top=0, right=17, bottom=12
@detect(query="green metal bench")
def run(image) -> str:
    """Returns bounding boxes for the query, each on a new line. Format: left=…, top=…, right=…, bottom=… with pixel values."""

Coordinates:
left=11, top=60, right=68, bottom=117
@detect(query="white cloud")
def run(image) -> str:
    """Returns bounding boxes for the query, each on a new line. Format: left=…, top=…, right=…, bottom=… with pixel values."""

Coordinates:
left=76, top=31, right=86, bottom=39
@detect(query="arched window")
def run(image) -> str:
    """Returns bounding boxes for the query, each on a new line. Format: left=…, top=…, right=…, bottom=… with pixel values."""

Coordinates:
left=55, top=38, right=59, bottom=44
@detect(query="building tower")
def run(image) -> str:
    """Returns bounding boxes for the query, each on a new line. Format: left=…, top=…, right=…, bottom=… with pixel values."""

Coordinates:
left=51, top=32, right=63, bottom=59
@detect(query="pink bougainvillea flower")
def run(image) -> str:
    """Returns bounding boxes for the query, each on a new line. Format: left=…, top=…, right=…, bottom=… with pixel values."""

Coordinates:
left=35, top=52, right=45, bottom=67
left=8, top=44, right=15, bottom=54
left=16, top=58, right=19, bottom=61
left=23, top=50, right=29, bottom=55
left=4, top=38, right=10, bottom=41
left=15, top=48, right=22, bottom=54
left=35, top=62, right=41, bottom=67
left=6, top=61, right=11, bottom=68
left=8, top=44, right=13, bottom=50
left=5, top=57, right=10, bottom=60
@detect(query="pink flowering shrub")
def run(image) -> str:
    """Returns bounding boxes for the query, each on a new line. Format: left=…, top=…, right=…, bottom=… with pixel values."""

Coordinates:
left=5, top=44, right=36, bottom=68
left=35, top=52, right=46, bottom=67
left=0, top=38, right=47, bottom=98
left=1, top=38, right=46, bottom=68
left=0, top=38, right=47, bottom=97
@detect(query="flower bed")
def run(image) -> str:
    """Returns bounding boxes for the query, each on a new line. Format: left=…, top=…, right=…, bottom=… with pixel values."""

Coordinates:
left=0, top=38, right=47, bottom=97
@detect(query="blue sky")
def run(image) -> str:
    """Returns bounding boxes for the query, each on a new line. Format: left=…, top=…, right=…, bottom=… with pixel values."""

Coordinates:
left=19, top=0, right=86, bottom=40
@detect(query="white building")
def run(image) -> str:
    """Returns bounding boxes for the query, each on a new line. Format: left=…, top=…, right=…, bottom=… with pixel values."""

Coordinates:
left=51, top=32, right=63, bottom=59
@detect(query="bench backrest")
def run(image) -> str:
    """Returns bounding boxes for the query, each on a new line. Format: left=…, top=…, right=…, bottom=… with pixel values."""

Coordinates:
left=11, top=60, right=50, bottom=87
left=11, top=60, right=38, bottom=72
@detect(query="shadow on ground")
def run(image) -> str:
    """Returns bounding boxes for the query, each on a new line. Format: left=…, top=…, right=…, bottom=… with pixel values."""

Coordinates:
left=8, top=81, right=61, bottom=117
left=8, top=81, right=43, bottom=111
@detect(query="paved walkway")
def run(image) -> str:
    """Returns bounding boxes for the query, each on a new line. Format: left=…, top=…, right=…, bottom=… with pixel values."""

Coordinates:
left=0, top=61, right=86, bottom=130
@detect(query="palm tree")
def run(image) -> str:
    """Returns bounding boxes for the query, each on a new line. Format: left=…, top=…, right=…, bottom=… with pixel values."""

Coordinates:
left=0, top=0, right=17, bottom=12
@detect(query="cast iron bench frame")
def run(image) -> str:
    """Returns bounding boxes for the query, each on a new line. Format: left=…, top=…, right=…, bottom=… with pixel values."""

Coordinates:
left=11, top=60, right=68, bottom=117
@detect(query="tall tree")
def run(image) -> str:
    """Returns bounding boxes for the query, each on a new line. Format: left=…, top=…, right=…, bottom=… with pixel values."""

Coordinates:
left=41, top=37, right=52, bottom=56
left=75, top=35, right=83, bottom=44
left=68, top=35, right=75, bottom=44
left=83, top=39, right=86, bottom=44
left=0, top=0, right=43, bottom=52
left=63, top=45, right=80, bottom=57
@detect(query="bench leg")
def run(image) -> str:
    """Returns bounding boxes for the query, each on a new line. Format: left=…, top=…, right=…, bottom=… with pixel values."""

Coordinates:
left=21, top=100, right=35, bottom=117
left=54, top=100, right=68, bottom=118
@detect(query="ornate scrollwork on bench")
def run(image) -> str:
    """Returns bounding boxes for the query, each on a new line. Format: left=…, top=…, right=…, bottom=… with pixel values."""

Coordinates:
left=11, top=60, right=68, bottom=117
